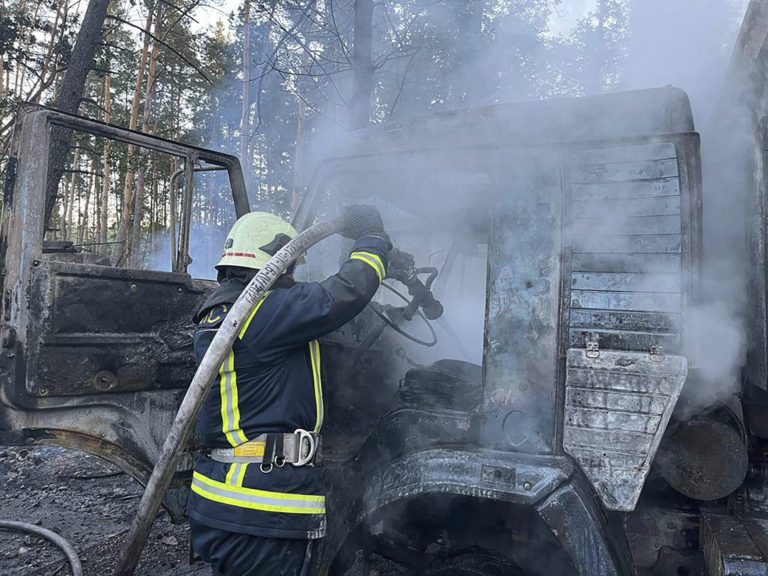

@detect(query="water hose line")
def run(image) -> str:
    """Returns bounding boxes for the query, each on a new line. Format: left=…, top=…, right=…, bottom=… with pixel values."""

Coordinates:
left=113, top=217, right=344, bottom=576
left=0, top=520, right=83, bottom=576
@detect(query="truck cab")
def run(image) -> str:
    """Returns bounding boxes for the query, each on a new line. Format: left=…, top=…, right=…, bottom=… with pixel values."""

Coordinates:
left=294, top=86, right=700, bottom=575
left=0, top=86, right=749, bottom=575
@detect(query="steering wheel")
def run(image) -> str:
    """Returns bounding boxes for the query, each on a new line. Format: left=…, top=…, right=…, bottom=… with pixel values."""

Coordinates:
left=367, top=282, right=438, bottom=347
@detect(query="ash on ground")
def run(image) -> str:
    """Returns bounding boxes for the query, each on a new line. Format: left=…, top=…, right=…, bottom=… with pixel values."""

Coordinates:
left=0, top=446, right=207, bottom=576
left=0, top=446, right=407, bottom=576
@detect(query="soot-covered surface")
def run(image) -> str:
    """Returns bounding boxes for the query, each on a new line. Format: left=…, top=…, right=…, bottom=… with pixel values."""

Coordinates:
left=0, top=446, right=207, bottom=576
left=0, top=446, right=407, bottom=576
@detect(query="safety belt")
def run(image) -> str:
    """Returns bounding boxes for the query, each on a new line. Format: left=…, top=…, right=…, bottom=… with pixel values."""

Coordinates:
left=211, top=429, right=320, bottom=473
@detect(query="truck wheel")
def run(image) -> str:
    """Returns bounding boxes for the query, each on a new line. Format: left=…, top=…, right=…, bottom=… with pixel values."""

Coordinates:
left=425, top=552, right=523, bottom=576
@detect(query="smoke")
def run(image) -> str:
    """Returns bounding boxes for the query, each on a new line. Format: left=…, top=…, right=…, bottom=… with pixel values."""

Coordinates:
left=144, top=167, right=239, bottom=279
left=622, top=0, right=747, bottom=119
left=619, top=0, right=751, bottom=413
left=448, top=2, right=750, bottom=416
left=182, top=1, right=758, bottom=421
left=685, top=301, right=746, bottom=414
left=155, top=1, right=766, bottom=566
left=146, top=222, right=230, bottom=280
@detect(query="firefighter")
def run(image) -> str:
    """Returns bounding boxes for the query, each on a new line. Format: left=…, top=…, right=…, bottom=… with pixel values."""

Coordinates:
left=188, top=205, right=390, bottom=576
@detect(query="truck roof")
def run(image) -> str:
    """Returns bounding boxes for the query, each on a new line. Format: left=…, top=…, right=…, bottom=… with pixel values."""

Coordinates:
left=329, top=86, right=695, bottom=159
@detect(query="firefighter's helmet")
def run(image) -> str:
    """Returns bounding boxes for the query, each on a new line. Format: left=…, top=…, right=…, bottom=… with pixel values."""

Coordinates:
left=216, top=212, right=301, bottom=270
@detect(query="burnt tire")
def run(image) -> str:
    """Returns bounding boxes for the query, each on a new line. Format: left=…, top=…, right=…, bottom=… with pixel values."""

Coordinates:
left=425, top=552, right=523, bottom=576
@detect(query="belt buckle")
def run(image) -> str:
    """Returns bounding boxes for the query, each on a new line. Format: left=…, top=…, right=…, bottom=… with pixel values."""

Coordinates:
left=292, top=428, right=317, bottom=467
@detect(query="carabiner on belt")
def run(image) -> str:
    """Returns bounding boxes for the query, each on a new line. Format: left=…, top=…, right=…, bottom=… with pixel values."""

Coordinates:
left=293, top=428, right=318, bottom=467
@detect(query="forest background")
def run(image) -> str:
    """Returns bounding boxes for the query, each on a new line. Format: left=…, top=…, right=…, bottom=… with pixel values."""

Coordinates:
left=0, top=0, right=750, bottom=276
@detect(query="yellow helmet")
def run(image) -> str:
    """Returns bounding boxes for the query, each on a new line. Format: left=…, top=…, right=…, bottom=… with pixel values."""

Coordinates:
left=216, top=212, right=300, bottom=270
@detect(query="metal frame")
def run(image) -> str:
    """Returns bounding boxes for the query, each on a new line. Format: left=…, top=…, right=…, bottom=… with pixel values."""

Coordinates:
left=748, top=118, right=768, bottom=392
left=0, top=103, right=250, bottom=387
left=169, top=165, right=228, bottom=272
left=0, top=106, right=251, bottom=519
left=1, top=104, right=249, bottom=276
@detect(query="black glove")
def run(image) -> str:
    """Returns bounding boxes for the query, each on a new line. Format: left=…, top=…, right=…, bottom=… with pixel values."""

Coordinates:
left=387, top=249, right=415, bottom=283
left=341, top=204, right=389, bottom=244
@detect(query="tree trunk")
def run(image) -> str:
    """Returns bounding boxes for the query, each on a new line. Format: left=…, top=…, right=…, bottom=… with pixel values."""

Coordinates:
left=160, top=177, right=166, bottom=231
left=240, top=1, right=251, bottom=181
left=100, top=73, right=111, bottom=245
left=291, top=6, right=317, bottom=213
left=60, top=167, right=70, bottom=240
left=292, top=96, right=307, bottom=212
left=131, top=168, right=146, bottom=267
left=13, top=0, right=34, bottom=94
left=9, top=0, right=25, bottom=94
left=349, top=0, right=374, bottom=130
left=150, top=155, right=158, bottom=245
left=97, top=4, right=112, bottom=247
left=37, top=0, right=65, bottom=103
left=0, top=46, right=4, bottom=102
left=44, top=0, right=112, bottom=229
left=128, top=5, right=163, bottom=268
left=95, top=168, right=102, bottom=247
left=111, top=1, right=154, bottom=265
left=79, top=171, right=94, bottom=246
left=63, top=147, right=81, bottom=241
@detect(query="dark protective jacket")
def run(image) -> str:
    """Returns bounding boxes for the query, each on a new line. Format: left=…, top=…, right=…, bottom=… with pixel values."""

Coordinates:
left=188, top=235, right=388, bottom=539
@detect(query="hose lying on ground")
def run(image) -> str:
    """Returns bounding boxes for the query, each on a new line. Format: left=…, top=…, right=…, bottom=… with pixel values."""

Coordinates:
left=114, top=217, right=344, bottom=576
left=0, top=520, right=83, bottom=576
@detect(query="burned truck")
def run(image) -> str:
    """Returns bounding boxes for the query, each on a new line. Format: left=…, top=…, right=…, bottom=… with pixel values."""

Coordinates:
left=0, top=83, right=765, bottom=576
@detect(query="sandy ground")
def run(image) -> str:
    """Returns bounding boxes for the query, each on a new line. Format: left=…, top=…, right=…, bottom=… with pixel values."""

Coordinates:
left=0, top=446, right=208, bottom=576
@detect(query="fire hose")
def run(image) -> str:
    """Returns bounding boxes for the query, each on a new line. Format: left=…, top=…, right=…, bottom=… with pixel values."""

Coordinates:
left=113, top=217, right=344, bottom=576
left=0, top=520, right=83, bottom=576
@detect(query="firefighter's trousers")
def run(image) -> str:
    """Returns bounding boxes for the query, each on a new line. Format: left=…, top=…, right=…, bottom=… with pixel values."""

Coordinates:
left=191, top=521, right=318, bottom=576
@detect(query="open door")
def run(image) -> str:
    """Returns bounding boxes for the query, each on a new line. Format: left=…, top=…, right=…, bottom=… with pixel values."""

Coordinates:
left=0, top=106, right=250, bottom=517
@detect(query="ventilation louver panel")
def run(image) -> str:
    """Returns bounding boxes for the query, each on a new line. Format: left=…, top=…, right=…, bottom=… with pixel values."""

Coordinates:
left=567, top=143, right=683, bottom=353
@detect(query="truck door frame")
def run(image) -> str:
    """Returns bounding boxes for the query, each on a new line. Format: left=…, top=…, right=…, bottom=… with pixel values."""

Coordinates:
left=0, top=106, right=250, bottom=518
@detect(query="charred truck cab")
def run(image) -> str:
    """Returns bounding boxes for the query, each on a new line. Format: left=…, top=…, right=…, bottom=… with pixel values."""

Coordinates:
left=0, top=86, right=758, bottom=576
left=294, top=86, right=701, bottom=575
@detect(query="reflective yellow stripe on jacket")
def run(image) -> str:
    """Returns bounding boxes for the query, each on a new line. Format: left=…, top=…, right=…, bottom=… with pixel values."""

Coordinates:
left=350, top=251, right=385, bottom=283
left=191, top=472, right=326, bottom=514
left=225, top=463, right=249, bottom=487
left=219, top=293, right=270, bottom=447
left=219, top=349, right=247, bottom=446
left=238, top=292, right=271, bottom=339
left=309, top=340, right=323, bottom=432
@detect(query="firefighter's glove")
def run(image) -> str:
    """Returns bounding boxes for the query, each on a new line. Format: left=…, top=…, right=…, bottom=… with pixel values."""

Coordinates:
left=387, top=249, right=415, bottom=284
left=341, top=204, right=391, bottom=248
